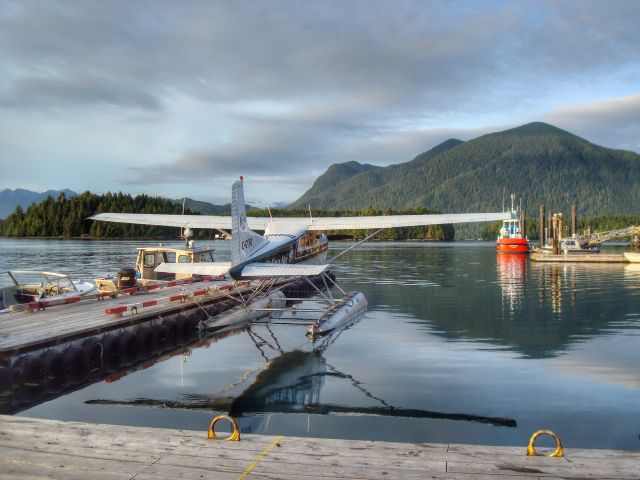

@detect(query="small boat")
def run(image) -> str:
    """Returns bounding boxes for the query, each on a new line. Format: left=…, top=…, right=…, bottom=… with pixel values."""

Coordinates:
left=1, top=270, right=96, bottom=310
left=95, top=243, right=217, bottom=292
left=541, top=238, right=601, bottom=255
left=496, top=194, right=529, bottom=254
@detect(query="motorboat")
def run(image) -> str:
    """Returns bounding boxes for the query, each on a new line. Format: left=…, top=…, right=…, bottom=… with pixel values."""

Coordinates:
left=541, top=238, right=601, bottom=255
left=496, top=194, right=529, bottom=254
left=95, top=243, right=217, bottom=292
left=1, top=270, right=96, bottom=311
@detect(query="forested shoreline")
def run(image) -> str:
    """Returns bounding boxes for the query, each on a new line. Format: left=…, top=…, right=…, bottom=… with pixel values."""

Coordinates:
left=0, top=193, right=455, bottom=241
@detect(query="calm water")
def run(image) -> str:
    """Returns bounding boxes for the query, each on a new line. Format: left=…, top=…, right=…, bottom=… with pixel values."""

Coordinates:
left=1, top=238, right=639, bottom=450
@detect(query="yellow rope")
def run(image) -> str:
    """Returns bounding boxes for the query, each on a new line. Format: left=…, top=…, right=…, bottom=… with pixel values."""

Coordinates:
left=237, top=435, right=284, bottom=480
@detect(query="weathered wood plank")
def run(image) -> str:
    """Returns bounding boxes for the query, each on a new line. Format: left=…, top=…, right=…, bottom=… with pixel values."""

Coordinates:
left=1, top=416, right=638, bottom=480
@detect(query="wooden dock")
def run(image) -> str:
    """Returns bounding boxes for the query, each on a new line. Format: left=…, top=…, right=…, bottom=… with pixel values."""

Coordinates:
left=0, top=278, right=282, bottom=356
left=530, top=253, right=629, bottom=263
left=0, top=415, right=638, bottom=479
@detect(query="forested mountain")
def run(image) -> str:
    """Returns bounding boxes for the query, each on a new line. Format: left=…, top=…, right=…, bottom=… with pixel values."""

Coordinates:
left=290, top=123, right=640, bottom=218
left=173, top=198, right=257, bottom=215
left=0, top=191, right=190, bottom=238
left=0, top=188, right=76, bottom=219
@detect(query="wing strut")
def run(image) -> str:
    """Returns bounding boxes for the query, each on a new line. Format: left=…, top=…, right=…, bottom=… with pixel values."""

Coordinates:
left=329, top=228, right=384, bottom=263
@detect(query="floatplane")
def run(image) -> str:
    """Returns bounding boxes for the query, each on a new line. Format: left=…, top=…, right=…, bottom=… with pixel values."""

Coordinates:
left=91, top=177, right=512, bottom=335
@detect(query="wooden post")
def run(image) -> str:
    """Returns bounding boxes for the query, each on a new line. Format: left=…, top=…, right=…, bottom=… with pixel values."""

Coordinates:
left=571, top=204, right=577, bottom=237
left=548, top=213, right=553, bottom=248
left=521, top=209, right=526, bottom=238
left=539, top=204, right=545, bottom=246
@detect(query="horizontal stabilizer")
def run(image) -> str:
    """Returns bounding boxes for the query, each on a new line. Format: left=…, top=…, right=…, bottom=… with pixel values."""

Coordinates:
left=240, top=263, right=330, bottom=278
left=154, top=262, right=232, bottom=276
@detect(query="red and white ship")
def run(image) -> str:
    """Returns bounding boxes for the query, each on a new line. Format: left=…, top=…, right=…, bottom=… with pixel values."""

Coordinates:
left=496, top=194, right=529, bottom=254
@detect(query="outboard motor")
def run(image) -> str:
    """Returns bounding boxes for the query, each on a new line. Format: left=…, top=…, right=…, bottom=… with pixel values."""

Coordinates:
left=117, top=267, right=137, bottom=289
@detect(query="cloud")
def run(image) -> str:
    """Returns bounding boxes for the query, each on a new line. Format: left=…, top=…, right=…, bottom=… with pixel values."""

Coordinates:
left=1, top=1, right=639, bottom=202
left=543, top=93, right=640, bottom=151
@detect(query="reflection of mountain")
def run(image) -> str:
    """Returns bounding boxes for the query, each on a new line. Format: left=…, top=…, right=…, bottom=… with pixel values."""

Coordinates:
left=336, top=247, right=637, bottom=359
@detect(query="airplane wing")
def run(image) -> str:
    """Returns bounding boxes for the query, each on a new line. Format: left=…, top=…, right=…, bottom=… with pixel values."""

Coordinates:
left=154, top=262, right=232, bottom=276
left=89, top=213, right=270, bottom=230
left=303, top=212, right=513, bottom=230
left=240, top=263, right=330, bottom=278
left=91, top=212, right=512, bottom=231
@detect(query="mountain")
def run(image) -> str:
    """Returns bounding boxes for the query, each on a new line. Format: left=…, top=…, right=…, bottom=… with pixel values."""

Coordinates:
left=289, top=123, right=640, bottom=219
left=0, top=188, right=76, bottom=219
left=173, top=198, right=258, bottom=215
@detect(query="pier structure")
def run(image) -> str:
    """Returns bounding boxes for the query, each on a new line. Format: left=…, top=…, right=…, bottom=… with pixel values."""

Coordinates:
left=0, top=274, right=327, bottom=410
left=0, top=415, right=637, bottom=479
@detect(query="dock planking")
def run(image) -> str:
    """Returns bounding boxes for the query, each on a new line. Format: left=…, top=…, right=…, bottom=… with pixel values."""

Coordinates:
left=0, top=415, right=638, bottom=479
left=0, top=279, right=258, bottom=356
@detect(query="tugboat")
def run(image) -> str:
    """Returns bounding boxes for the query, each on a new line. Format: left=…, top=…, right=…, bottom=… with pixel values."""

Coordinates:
left=496, top=194, right=529, bottom=254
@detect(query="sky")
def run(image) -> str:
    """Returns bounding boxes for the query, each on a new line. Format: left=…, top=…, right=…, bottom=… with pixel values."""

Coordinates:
left=1, top=0, right=639, bottom=206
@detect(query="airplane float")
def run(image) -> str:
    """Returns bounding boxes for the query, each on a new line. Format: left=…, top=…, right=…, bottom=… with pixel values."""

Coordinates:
left=91, top=177, right=513, bottom=335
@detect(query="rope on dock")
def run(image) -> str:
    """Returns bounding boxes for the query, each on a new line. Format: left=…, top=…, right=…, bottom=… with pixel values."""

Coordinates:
left=237, top=435, right=284, bottom=480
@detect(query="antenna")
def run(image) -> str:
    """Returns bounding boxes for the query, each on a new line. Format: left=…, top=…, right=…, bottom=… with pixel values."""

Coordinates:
left=308, top=204, right=313, bottom=224
left=180, top=197, right=186, bottom=241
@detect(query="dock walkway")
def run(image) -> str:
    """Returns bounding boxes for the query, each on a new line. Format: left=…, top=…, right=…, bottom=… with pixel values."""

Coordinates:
left=0, top=279, right=263, bottom=356
left=530, top=253, right=628, bottom=263
left=0, top=415, right=637, bottom=479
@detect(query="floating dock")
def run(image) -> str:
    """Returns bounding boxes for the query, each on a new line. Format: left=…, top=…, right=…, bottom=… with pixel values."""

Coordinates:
left=0, top=415, right=637, bottom=479
left=530, top=253, right=629, bottom=263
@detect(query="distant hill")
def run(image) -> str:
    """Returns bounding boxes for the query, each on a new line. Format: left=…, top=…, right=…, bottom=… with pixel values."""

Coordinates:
left=173, top=198, right=258, bottom=215
left=0, top=188, right=76, bottom=219
left=289, top=123, right=640, bottom=221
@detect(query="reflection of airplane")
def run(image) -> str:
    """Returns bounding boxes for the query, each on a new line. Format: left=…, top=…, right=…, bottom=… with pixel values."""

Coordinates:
left=90, top=177, right=512, bottom=281
left=85, top=324, right=517, bottom=428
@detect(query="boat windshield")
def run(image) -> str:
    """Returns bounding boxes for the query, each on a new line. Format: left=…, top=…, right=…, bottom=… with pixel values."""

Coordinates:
left=6, top=271, right=77, bottom=292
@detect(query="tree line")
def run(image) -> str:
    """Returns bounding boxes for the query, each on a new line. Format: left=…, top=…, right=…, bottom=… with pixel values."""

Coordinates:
left=0, top=194, right=455, bottom=241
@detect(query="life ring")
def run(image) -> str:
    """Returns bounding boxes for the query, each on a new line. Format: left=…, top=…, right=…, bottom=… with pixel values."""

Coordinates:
left=101, top=334, right=122, bottom=371
left=136, top=326, right=155, bottom=358
left=82, top=337, right=104, bottom=375
left=120, top=331, right=141, bottom=366
left=64, top=345, right=89, bottom=384
left=41, top=348, right=67, bottom=390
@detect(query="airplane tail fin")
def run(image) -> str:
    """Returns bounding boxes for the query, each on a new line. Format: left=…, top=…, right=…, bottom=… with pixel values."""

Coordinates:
left=231, top=177, right=268, bottom=266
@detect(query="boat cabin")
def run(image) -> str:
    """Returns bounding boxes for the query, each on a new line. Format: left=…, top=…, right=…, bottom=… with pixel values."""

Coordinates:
left=135, top=245, right=216, bottom=281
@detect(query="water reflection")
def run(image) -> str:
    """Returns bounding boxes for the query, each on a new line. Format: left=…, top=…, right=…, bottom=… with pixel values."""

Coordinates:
left=2, top=240, right=639, bottom=449
left=496, top=254, right=527, bottom=314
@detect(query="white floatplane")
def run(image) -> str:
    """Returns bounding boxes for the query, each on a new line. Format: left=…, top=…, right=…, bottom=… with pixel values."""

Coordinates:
left=90, top=177, right=512, bottom=333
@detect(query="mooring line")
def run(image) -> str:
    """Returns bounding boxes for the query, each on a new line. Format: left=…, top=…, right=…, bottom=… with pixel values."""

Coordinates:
left=237, top=435, right=284, bottom=480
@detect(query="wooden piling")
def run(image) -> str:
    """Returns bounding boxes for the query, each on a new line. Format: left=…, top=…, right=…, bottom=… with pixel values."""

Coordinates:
left=521, top=209, right=526, bottom=238
left=539, top=204, right=545, bottom=246
left=571, top=204, right=577, bottom=237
